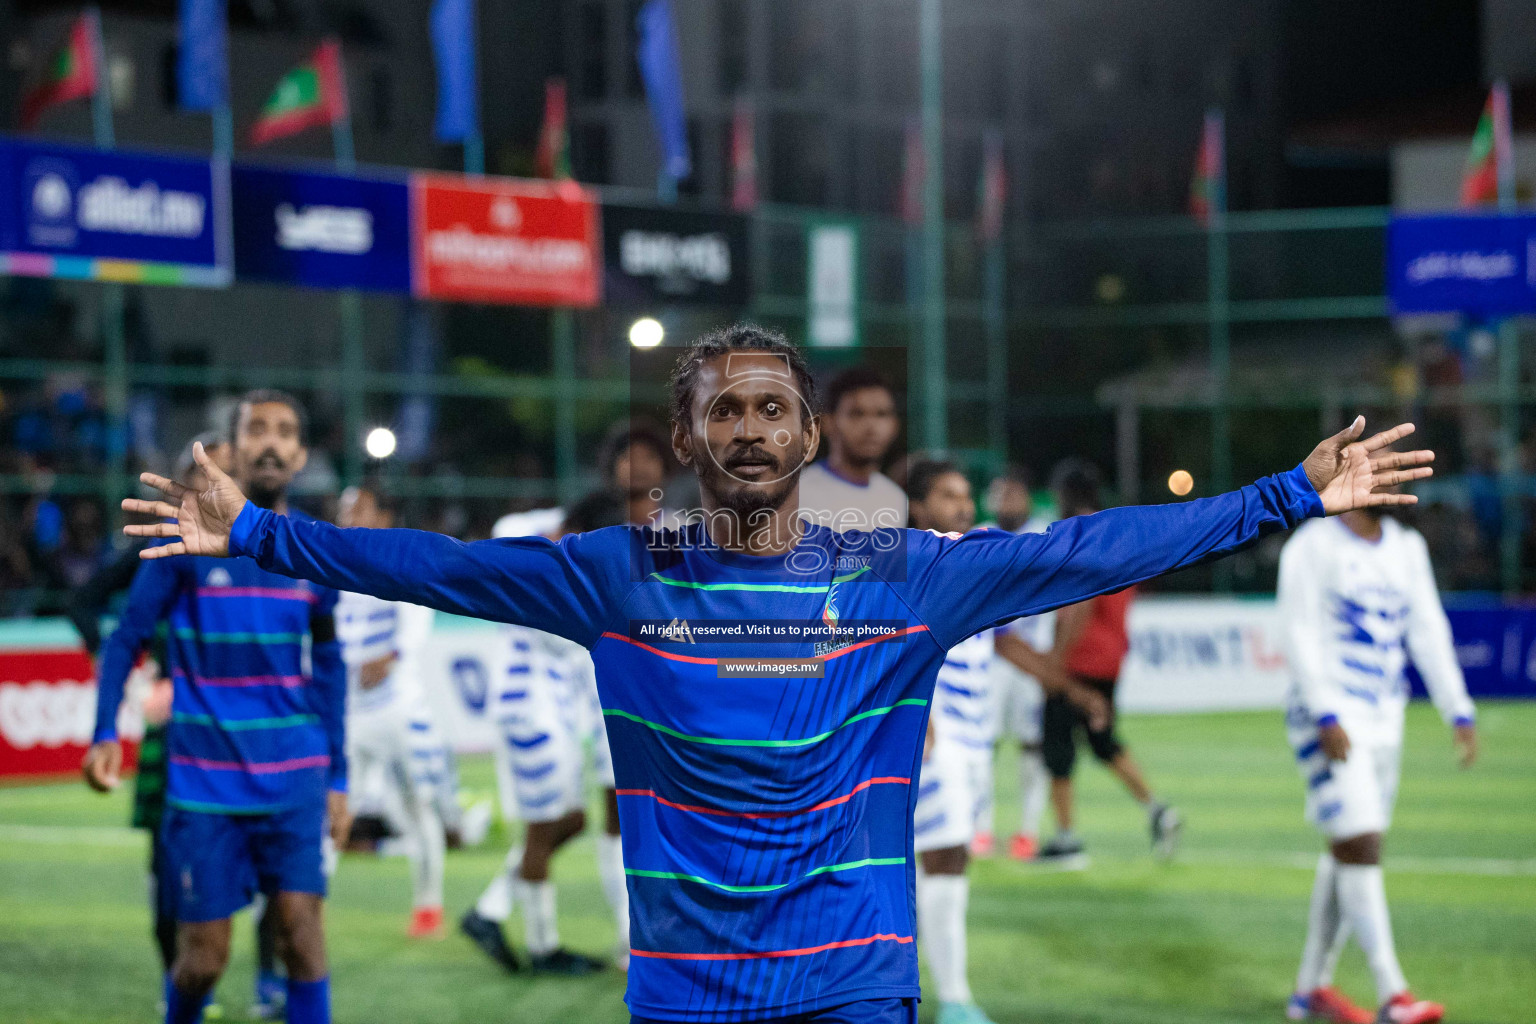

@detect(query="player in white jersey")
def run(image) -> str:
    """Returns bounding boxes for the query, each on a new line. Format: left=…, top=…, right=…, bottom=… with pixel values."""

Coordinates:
left=904, top=459, right=1106, bottom=1024
left=797, top=366, right=906, bottom=533
left=1279, top=509, right=1476, bottom=1024
left=976, top=466, right=1055, bottom=860
left=335, top=485, right=448, bottom=939
left=460, top=492, right=630, bottom=975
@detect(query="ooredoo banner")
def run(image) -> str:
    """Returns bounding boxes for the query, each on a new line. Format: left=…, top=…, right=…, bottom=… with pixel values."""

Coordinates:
left=0, top=649, right=142, bottom=778
left=410, top=173, right=600, bottom=306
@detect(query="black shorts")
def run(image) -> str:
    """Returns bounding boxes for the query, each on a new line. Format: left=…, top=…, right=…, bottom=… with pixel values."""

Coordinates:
left=1041, top=676, right=1123, bottom=780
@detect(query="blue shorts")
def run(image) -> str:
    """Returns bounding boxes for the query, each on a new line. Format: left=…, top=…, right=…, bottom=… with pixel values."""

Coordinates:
left=161, top=802, right=327, bottom=923
left=631, top=998, right=918, bottom=1024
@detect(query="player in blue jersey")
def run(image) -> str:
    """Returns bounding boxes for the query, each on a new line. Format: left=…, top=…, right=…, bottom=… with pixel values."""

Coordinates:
left=122, top=325, right=1431, bottom=1024
left=86, top=391, right=348, bottom=1024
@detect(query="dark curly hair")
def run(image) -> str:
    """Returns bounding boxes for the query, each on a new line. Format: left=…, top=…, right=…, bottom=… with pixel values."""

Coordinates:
left=668, top=323, right=818, bottom=431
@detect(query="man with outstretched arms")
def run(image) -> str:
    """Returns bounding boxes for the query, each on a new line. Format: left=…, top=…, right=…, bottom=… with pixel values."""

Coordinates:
left=89, top=391, right=349, bottom=1024
left=1279, top=506, right=1475, bottom=1024
left=122, top=324, right=1430, bottom=1024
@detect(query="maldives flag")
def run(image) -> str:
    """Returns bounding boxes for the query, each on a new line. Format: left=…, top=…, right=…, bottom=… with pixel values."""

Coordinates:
left=19, top=11, right=99, bottom=130
left=1459, top=82, right=1512, bottom=207
left=730, top=97, right=758, bottom=212
left=976, top=129, right=1006, bottom=243
left=250, top=39, right=349, bottom=147
left=534, top=77, right=570, bottom=179
left=1189, top=108, right=1225, bottom=224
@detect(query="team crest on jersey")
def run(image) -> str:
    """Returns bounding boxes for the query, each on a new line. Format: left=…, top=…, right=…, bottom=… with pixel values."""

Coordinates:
left=822, top=584, right=841, bottom=628
left=205, top=567, right=233, bottom=587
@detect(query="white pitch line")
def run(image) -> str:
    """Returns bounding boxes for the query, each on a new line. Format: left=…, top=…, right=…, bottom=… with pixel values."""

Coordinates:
left=1171, top=848, right=1536, bottom=877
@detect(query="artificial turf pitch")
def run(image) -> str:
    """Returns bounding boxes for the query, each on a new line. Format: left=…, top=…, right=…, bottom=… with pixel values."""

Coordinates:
left=2, top=703, right=1532, bottom=1024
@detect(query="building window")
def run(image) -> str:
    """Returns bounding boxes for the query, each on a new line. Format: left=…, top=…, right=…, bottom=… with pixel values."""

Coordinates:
left=577, top=2, right=606, bottom=101
left=768, top=112, right=828, bottom=205
left=572, top=119, right=611, bottom=185
left=718, top=0, right=748, bottom=94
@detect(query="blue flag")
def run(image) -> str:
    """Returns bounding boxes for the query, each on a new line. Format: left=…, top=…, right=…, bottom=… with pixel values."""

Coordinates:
left=178, top=0, right=228, bottom=112
left=635, top=0, right=691, bottom=181
left=431, top=0, right=479, bottom=143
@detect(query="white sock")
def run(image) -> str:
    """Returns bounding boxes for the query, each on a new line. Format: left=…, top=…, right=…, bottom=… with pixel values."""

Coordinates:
left=1295, top=854, right=1341, bottom=994
left=406, top=798, right=446, bottom=910
left=474, top=844, right=523, bottom=922
left=596, top=832, right=630, bottom=951
left=1019, top=748, right=1048, bottom=838
left=1335, top=863, right=1408, bottom=1003
left=514, top=875, right=560, bottom=956
left=916, top=872, right=973, bottom=1005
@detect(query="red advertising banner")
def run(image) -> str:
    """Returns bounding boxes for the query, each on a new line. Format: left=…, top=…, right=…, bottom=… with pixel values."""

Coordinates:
left=0, top=649, right=139, bottom=779
left=410, top=174, right=601, bottom=307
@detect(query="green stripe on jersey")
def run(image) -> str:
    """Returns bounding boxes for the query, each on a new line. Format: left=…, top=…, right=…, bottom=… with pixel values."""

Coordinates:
left=165, top=798, right=295, bottom=816
left=172, top=713, right=319, bottom=731
left=645, top=564, right=870, bottom=592
left=172, top=628, right=304, bottom=644
left=627, top=856, right=905, bottom=893
left=602, top=698, right=927, bottom=748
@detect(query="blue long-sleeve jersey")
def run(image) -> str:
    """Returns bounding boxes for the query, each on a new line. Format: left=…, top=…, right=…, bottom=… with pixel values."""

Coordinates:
left=93, top=513, right=345, bottom=815
left=229, top=465, right=1322, bottom=1021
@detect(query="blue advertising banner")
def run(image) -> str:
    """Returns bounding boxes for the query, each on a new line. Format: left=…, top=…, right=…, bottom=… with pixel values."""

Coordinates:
left=1388, top=213, right=1536, bottom=315
left=0, top=136, right=230, bottom=286
left=1413, top=601, right=1536, bottom=700
left=231, top=164, right=411, bottom=292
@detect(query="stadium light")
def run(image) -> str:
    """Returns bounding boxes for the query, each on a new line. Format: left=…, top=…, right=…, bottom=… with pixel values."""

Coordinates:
left=629, top=317, right=664, bottom=349
left=365, top=427, right=398, bottom=460
left=1168, top=469, right=1194, bottom=496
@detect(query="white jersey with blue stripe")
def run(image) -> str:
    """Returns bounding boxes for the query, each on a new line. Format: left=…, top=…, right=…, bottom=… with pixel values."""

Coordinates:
left=1277, top=516, right=1473, bottom=744
left=336, top=591, right=435, bottom=714
left=932, top=628, right=997, bottom=752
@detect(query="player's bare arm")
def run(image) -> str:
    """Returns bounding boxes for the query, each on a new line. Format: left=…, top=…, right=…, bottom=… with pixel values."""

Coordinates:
left=993, top=632, right=1110, bottom=731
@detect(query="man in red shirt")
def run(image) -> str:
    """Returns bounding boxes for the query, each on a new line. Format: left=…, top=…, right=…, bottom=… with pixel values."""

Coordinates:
left=1034, top=460, right=1182, bottom=867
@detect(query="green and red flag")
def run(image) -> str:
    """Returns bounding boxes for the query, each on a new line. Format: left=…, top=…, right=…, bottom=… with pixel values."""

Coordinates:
left=900, top=116, right=925, bottom=227
left=19, top=11, right=100, bottom=130
left=250, top=39, right=349, bottom=147
left=1189, top=109, right=1225, bottom=225
left=1459, top=82, right=1512, bottom=207
left=534, top=77, right=571, bottom=179
left=730, top=97, right=758, bottom=212
left=975, top=129, right=1007, bottom=243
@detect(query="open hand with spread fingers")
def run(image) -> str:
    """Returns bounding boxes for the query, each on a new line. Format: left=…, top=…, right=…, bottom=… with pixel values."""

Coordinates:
left=1301, top=416, right=1434, bottom=515
left=122, top=441, right=250, bottom=558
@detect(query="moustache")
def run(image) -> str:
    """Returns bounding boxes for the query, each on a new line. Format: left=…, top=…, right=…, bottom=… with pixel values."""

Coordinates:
left=724, top=446, right=781, bottom=471
left=253, top=450, right=285, bottom=470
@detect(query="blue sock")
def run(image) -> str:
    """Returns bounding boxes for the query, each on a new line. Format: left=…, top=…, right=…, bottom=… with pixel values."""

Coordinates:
left=164, top=975, right=208, bottom=1024
left=256, top=969, right=286, bottom=1004
left=286, top=977, right=330, bottom=1024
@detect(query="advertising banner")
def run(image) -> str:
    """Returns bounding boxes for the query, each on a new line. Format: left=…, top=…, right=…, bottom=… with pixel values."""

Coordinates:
left=601, top=203, right=750, bottom=306
left=414, top=624, right=505, bottom=754
left=1388, top=213, right=1536, bottom=315
left=231, top=163, right=411, bottom=292
left=1119, top=597, right=1536, bottom=713
left=0, top=136, right=230, bottom=286
left=807, top=220, right=860, bottom=347
left=0, top=649, right=142, bottom=779
left=410, top=173, right=600, bottom=306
